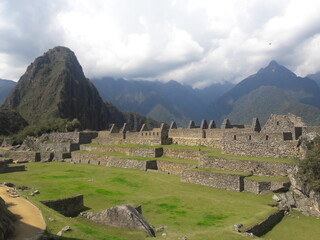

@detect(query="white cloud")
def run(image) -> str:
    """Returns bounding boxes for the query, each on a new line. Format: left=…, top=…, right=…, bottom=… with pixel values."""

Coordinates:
left=1, top=0, right=320, bottom=87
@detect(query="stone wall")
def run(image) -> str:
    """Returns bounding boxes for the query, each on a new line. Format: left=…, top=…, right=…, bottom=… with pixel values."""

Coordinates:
left=41, top=132, right=98, bottom=144
left=181, top=170, right=248, bottom=192
left=41, top=195, right=84, bottom=217
left=245, top=210, right=284, bottom=237
left=38, top=142, right=80, bottom=152
left=0, top=151, right=40, bottom=163
left=221, top=132, right=300, bottom=158
left=71, top=152, right=157, bottom=171
left=244, top=179, right=271, bottom=194
left=163, top=148, right=202, bottom=161
left=80, top=145, right=163, bottom=158
left=199, top=156, right=294, bottom=177
left=169, top=138, right=221, bottom=148
left=169, top=128, right=204, bottom=138
left=156, top=161, right=197, bottom=175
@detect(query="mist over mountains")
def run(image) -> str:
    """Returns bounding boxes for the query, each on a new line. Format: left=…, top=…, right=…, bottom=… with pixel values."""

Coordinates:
left=1, top=47, right=320, bottom=128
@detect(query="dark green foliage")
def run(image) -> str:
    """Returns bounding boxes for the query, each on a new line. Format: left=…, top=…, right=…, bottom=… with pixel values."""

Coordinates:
left=298, top=136, right=320, bottom=192
left=0, top=108, right=28, bottom=135
left=0, top=79, right=16, bottom=105
left=10, top=118, right=82, bottom=145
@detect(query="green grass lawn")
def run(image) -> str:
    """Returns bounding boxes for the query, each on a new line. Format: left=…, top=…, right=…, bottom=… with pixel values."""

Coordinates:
left=262, top=210, right=320, bottom=240
left=0, top=162, right=281, bottom=240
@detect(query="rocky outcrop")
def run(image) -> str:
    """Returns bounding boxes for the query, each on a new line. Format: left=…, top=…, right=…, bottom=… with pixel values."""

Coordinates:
left=279, top=166, right=320, bottom=217
left=87, top=205, right=155, bottom=237
left=0, top=197, right=15, bottom=240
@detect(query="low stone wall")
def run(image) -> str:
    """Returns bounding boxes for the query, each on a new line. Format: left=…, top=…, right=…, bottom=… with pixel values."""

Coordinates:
left=0, top=151, right=40, bottom=163
left=170, top=138, right=221, bottom=148
left=41, top=132, right=98, bottom=144
left=245, top=210, right=284, bottom=237
left=80, top=145, right=163, bottom=158
left=105, top=158, right=157, bottom=171
left=71, top=152, right=114, bottom=164
left=200, top=156, right=294, bottom=177
left=156, top=161, right=197, bottom=175
left=41, top=195, right=84, bottom=217
left=71, top=152, right=157, bottom=171
left=181, top=170, right=247, bottom=192
left=244, top=179, right=271, bottom=194
left=38, top=142, right=79, bottom=152
left=163, top=148, right=202, bottom=161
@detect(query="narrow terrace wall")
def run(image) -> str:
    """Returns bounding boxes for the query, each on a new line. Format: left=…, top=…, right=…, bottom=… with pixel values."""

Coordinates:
left=163, top=148, right=202, bottom=161
left=41, top=132, right=98, bottom=144
left=0, top=151, right=40, bottom=163
left=71, top=152, right=157, bottom=171
left=245, top=210, right=284, bottom=237
left=200, top=156, right=294, bottom=177
left=181, top=170, right=247, bottom=192
left=80, top=145, right=163, bottom=158
left=156, top=161, right=197, bottom=175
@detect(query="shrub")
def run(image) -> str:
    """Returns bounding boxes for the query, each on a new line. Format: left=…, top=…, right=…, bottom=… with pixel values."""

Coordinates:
left=298, top=136, right=320, bottom=192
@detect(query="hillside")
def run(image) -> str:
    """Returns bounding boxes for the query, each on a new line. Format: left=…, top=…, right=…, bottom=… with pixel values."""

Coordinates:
left=1, top=47, right=159, bottom=131
left=92, top=78, right=233, bottom=126
left=209, top=61, right=320, bottom=125
left=0, top=79, right=16, bottom=105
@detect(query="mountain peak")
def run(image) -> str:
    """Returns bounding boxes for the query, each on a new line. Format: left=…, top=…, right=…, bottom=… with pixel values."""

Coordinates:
left=267, top=60, right=280, bottom=68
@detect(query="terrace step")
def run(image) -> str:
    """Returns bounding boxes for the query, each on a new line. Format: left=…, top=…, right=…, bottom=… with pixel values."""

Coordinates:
left=80, top=144, right=163, bottom=158
left=70, top=151, right=157, bottom=171
left=181, top=168, right=252, bottom=192
left=199, top=155, right=295, bottom=177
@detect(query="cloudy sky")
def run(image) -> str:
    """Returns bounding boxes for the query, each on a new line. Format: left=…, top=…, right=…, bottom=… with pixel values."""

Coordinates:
left=1, top=0, right=320, bottom=88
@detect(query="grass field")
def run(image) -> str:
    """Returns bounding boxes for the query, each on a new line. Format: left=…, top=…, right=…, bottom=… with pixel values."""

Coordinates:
left=0, top=162, right=318, bottom=240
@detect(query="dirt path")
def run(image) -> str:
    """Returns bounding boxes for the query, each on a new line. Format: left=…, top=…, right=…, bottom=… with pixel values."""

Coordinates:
left=0, top=186, right=46, bottom=240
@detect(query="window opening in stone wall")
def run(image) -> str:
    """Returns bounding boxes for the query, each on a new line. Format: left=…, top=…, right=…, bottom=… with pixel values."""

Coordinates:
left=276, top=121, right=279, bottom=125
left=157, top=132, right=159, bottom=136
left=234, top=135, right=236, bottom=140
left=249, top=135, right=251, bottom=140
left=266, top=135, right=269, bottom=140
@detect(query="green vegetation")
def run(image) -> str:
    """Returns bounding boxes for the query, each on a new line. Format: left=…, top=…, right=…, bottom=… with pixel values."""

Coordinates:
left=0, top=108, right=28, bottom=136
left=262, top=210, right=320, bottom=240
left=9, top=118, right=82, bottom=145
left=0, top=162, right=280, bottom=240
left=298, top=136, right=320, bottom=192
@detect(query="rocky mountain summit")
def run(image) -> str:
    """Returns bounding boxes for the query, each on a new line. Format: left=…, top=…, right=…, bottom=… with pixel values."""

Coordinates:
left=209, top=61, right=320, bottom=125
left=1, top=46, right=159, bottom=131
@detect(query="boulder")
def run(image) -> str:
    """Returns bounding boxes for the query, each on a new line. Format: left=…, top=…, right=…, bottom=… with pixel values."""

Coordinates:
left=286, top=166, right=320, bottom=217
left=91, top=204, right=155, bottom=237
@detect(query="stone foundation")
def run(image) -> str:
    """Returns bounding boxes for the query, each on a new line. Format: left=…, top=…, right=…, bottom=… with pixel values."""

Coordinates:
left=0, top=151, right=40, bottom=163
left=163, top=148, right=202, bottom=161
left=71, top=152, right=157, bottom=171
left=41, top=195, right=84, bottom=217
left=181, top=170, right=250, bottom=192
left=156, top=160, right=197, bottom=175
left=80, top=145, right=163, bottom=158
